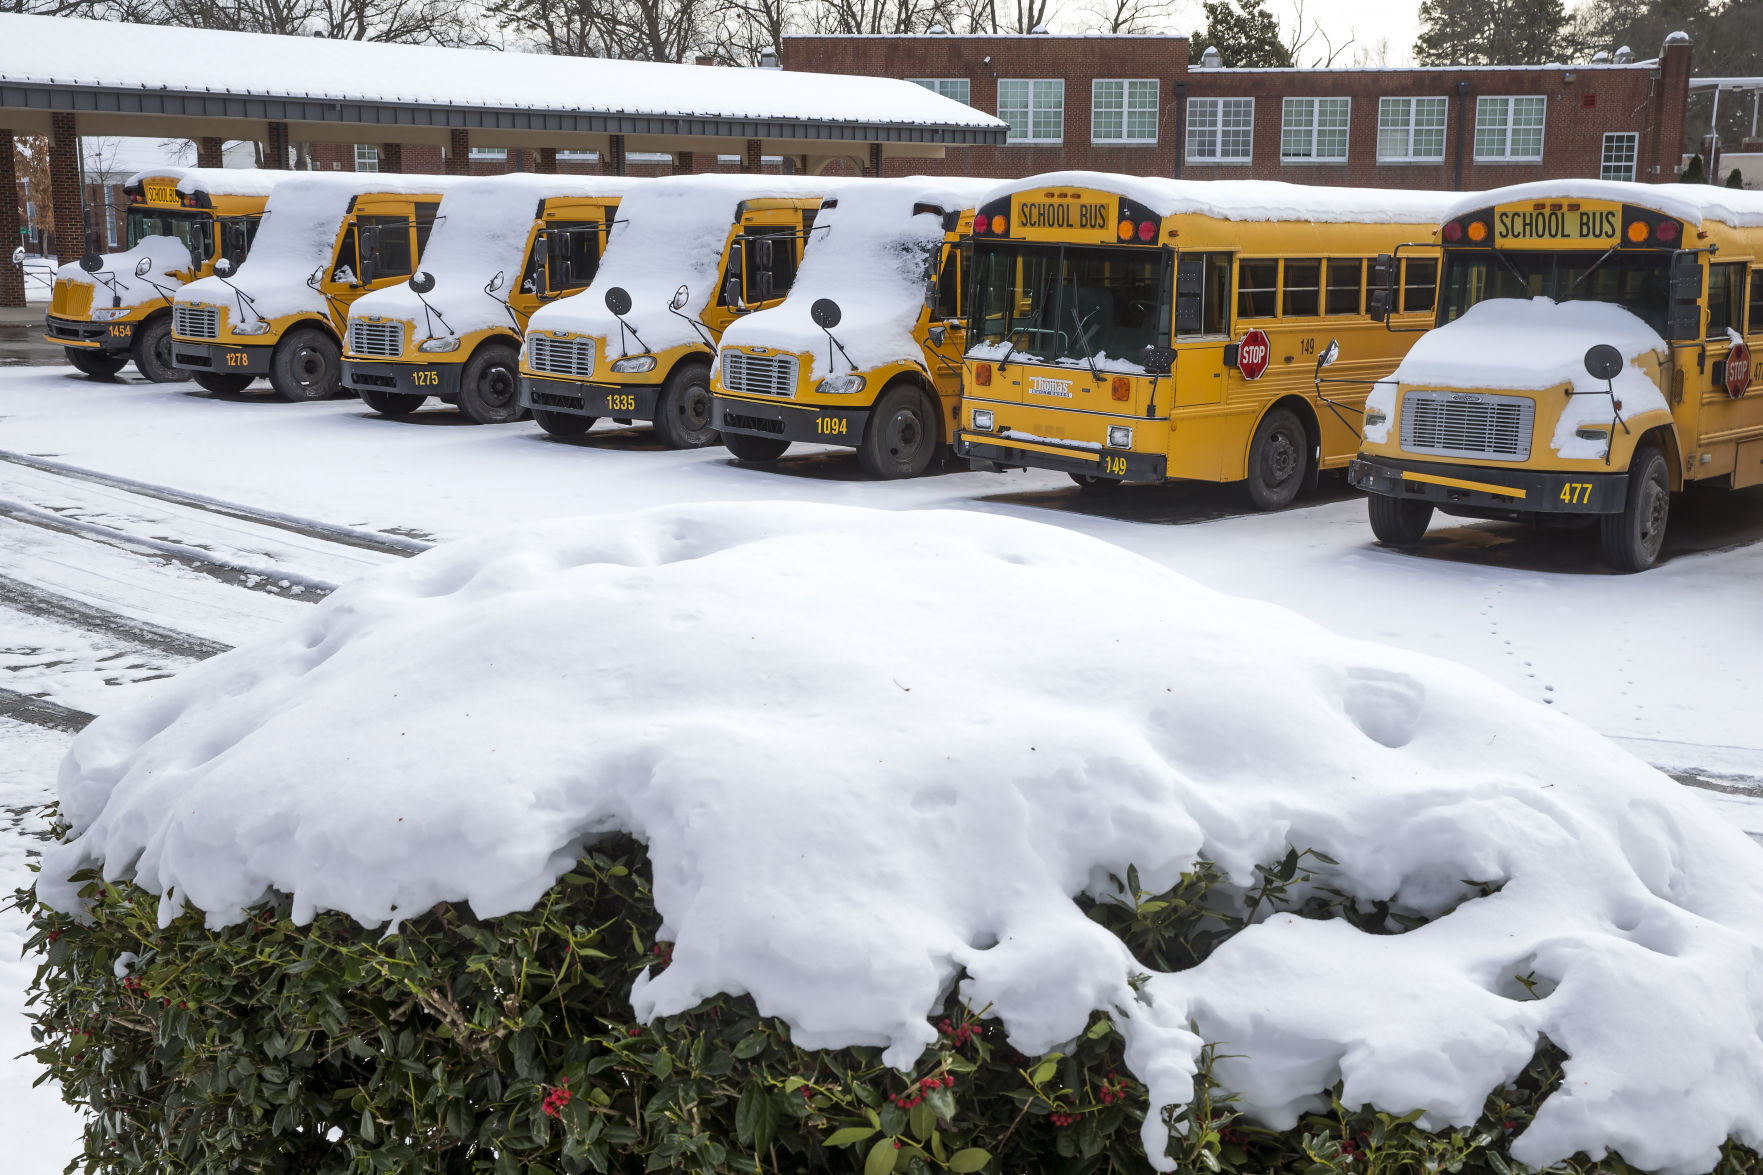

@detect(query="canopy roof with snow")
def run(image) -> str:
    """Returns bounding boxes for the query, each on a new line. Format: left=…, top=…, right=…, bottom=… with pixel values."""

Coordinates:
left=0, top=15, right=1004, bottom=151
left=1446, top=179, right=1763, bottom=229
left=986, top=171, right=1463, bottom=225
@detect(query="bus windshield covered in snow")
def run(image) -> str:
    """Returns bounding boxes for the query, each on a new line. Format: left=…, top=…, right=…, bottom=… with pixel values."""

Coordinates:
left=1351, top=181, right=1763, bottom=571
left=955, top=172, right=1455, bottom=510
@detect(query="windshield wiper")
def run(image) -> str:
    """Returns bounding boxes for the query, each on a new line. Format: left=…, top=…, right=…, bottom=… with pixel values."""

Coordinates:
left=1068, top=305, right=1104, bottom=383
left=1566, top=245, right=1619, bottom=294
left=995, top=338, right=1019, bottom=371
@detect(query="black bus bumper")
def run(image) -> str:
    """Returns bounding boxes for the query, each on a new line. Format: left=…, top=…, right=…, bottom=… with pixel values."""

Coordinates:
left=342, top=360, right=460, bottom=399
left=45, top=315, right=131, bottom=352
left=711, top=395, right=869, bottom=446
left=956, top=432, right=1167, bottom=483
left=519, top=375, right=658, bottom=420
left=1349, top=456, right=1629, bottom=516
left=171, top=341, right=273, bottom=375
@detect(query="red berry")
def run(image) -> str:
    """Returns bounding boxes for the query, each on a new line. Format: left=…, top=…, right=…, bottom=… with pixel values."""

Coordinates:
left=893, top=1141, right=903, bottom=1150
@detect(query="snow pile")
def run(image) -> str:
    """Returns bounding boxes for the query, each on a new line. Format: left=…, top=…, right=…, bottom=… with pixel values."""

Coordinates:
left=177, top=174, right=461, bottom=323
left=1445, top=179, right=1763, bottom=230
left=526, top=175, right=837, bottom=357
left=347, top=175, right=633, bottom=340
left=990, top=171, right=1462, bottom=225
left=129, top=166, right=288, bottom=199
left=54, top=237, right=193, bottom=310
left=37, top=503, right=1763, bottom=1173
left=715, top=177, right=991, bottom=377
left=1378, top=297, right=1670, bottom=457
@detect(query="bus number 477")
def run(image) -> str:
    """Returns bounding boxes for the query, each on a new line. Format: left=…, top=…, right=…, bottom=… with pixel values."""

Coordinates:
left=1560, top=482, right=1593, bottom=505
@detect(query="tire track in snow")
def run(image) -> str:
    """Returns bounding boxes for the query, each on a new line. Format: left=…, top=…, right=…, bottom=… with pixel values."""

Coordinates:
left=0, top=573, right=230, bottom=661
left=0, top=689, right=92, bottom=735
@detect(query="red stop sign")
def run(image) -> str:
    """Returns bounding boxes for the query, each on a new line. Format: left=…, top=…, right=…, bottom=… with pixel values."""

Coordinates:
left=1236, top=329, right=1271, bottom=381
left=1727, top=339, right=1752, bottom=398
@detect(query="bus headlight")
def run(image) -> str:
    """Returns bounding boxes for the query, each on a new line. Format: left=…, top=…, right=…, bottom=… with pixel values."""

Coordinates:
left=610, top=355, right=657, bottom=373
left=90, top=306, right=130, bottom=321
left=419, top=336, right=460, bottom=353
left=1364, top=410, right=1387, bottom=429
left=1107, top=425, right=1133, bottom=449
left=816, top=373, right=866, bottom=395
left=971, top=408, right=994, bottom=431
left=231, top=320, right=271, bottom=335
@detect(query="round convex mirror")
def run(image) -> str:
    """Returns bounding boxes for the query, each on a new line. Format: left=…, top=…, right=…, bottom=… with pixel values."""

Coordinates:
left=408, top=270, right=436, bottom=294
left=1583, top=344, right=1624, bottom=382
left=810, top=298, right=842, bottom=329
left=604, top=286, right=633, bottom=316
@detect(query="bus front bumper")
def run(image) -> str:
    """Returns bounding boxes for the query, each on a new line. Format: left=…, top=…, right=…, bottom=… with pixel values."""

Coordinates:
left=44, top=315, right=130, bottom=352
left=956, top=431, right=1166, bottom=483
left=342, top=360, right=460, bottom=399
left=1349, top=456, right=1629, bottom=515
left=712, top=395, right=868, bottom=445
left=519, top=375, right=658, bottom=420
left=171, top=341, right=273, bottom=375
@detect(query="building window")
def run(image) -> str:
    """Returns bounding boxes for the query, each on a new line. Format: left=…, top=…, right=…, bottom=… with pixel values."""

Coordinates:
left=1377, top=97, right=1447, bottom=162
left=910, top=78, right=971, bottom=105
left=1475, top=96, right=1546, bottom=162
left=1600, top=132, right=1639, bottom=182
left=1187, top=97, right=1254, bottom=163
left=470, top=147, right=508, bottom=160
left=1093, top=79, right=1158, bottom=144
left=354, top=144, right=379, bottom=173
left=998, top=79, right=1064, bottom=143
left=1281, top=97, right=1350, bottom=161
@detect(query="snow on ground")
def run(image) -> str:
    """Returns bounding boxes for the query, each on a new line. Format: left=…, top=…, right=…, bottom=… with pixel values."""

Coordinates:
left=20, top=257, right=56, bottom=304
left=38, top=502, right=1763, bottom=1173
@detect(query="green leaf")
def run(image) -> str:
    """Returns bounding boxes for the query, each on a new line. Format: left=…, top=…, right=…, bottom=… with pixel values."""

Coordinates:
left=1086, top=1019, right=1112, bottom=1039
left=948, top=1147, right=991, bottom=1172
left=925, top=1088, right=955, bottom=1121
left=909, top=1102, right=935, bottom=1140
left=865, top=1138, right=899, bottom=1175
left=825, top=1127, right=878, bottom=1147
left=733, top=1031, right=768, bottom=1060
left=1030, top=1060, right=1058, bottom=1086
left=735, top=1083, right=764, bottom=1147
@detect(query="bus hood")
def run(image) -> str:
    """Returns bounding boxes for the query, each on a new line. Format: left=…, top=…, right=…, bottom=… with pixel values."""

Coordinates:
left=55, top=236, right=193, bottom=310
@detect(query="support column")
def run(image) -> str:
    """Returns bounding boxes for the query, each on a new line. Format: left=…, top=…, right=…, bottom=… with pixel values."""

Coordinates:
left=446, top=129, right=471, bottom=175
left=864, top=144, right=883, bottom=178
left=0, top=129, right=23, bottom=308
left=535, top=147, right=558, bottom=174
left=604, top=134, right=626, bottom=177
left=196, top=137, right=225, bottom=168
left=264, top=122, right=290, bottom=169
left=672, top=150, right=694, bottom=175
left=741, top=139, right=763, bottom=173
left=49, top=112, right=85, bottom=264
left=379, top=142, right=403, bottom=174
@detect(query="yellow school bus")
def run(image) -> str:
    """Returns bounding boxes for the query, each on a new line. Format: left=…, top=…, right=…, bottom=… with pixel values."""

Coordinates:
left=169, top=174, right=456, bottom=400
left=340, top=175, right=627, bottom=423
left=1350, top=180, right=1763, bottom=571
left=955, top=172, right=1456, bottom=508
left=45, top=168, right=284, bottom=381
left=710, top=178, right=992, bottom=478
left=520, top=176, right=829, bottom=449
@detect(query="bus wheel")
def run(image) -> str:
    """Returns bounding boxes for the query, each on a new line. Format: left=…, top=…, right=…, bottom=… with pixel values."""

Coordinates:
left=457, top=345, right=525, bottom=425
left=360, top=388, right=427, bottom=417
left=723, top=431, right=790, bottom=462
left=1069, top=473, right=1122, bottom=492
left=652, top=365, right=717, bottom=449
left=131, top=316, right=190, bottom=382
left=1245, top=407, right=1308, bottom=511
left=1600, top=445, right=1670, bottom=572
left=859, top=385, right=937, bottom=479
left=1367, top=494, right=1433, bottom=547
left=66, top=349, right=126, bottom=378
left=270, top=328, right=341, bottom=402
left=533, top=409, right=595, bottom=438
left=194, top=372, right=254, bottom=394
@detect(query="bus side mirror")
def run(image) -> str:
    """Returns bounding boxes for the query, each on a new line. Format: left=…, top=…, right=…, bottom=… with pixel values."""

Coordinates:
left=1368, top=288, right=1391, bottom=324
left=79, top=253, right=103, bottom=272
left=1583, top=344, right=1624, bottom=382
left=1317, top=337, right=1339, bottom=370
left=604, top=286, right=632, bottom=316
left=409, top=270, right=435, bottom=294
left=214, top=257, right=233, bottom=277
left=1141, top=345, right=1175, bottom=375
left=1369, top=253, right=1395, bottom=323
left=487, top=270, right=505, bottom=294
left=669, top=284, right=690, bottom=311
left=754, top=270, right=774, bottom=301
left=134, top=257, right=153, bottom=277
left=723, top=275, right=743, bottom=310
left=927, top=325, right=947, bottom=346
left=357, top=227, right=378, bottom=285
left=754, top=237, right=774, bottom=269
left=1667, top=252, right=1703, bottom=341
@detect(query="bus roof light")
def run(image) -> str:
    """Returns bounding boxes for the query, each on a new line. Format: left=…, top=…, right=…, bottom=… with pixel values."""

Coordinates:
left=1627, top=221, right=1650, bottom=243
left=1137, top=220, right=1156, bottom=242
left=1466, top=220, right=1489, bottom=243
left=990, top=215, right=1006, bottom=235
left=1442, top=221, right=1463, bottom=243
left=1656, top=220, right=1679, bottom=243
left=1117, top=221, right=1134, bottom=241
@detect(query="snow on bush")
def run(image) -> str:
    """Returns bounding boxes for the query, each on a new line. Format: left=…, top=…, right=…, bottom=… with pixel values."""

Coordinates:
left=38, top=503, right=1763, bottom=1173
left=1375, top=298, right=1671, bottom=457
left=54, top=236, right=193, bottom=310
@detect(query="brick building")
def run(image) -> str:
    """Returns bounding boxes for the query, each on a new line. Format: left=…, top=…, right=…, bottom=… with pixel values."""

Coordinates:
left=781, top=32, right=1695, bottom=190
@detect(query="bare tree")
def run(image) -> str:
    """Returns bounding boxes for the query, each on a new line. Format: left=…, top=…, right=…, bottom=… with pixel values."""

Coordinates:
left=1077, top=0, right=1178, bottom=34
left=89, top=0, right=490, bottom=44
left=1283, top=0, right=1352, bottom=65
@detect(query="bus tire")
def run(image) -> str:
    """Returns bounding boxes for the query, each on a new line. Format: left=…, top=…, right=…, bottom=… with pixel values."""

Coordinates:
left=457, top=344, right=526, bottom=425
left=360, top=388, right=427, bottom=417
left=131, top=316, right=190, bottom=383
left=652, top=364, right=717, bottom=449
left=193, top=371, right=254, bottom=394
left=270, top=327, right=342, bottom=402
left=1599, top=445, right=1670, bottom=572
left=533, top=409, right=595, bottom=438
left=1244, top=406, right=1308, bottom=511
left=65, top=349, right=126, bottom=378
left=723, top=431, right=790, bottom=462
left=1069, top=473, right=1122, bottom=492
left=1367, top=493, right=1433, bottom=547
left=859, top=384, right=938, bottom=479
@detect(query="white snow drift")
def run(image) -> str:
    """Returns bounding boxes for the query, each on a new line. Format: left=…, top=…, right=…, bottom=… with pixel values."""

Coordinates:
left=54, top=237, right=193, bottom=311
left=38, top=503, right=1763, bottom=1174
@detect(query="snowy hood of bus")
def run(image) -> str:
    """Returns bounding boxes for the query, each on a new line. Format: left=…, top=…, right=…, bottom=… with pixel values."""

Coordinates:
left=966, top=338, right=1155, bottom=377
left=55, top=237, right=193, bottom=310
left=1373, top=297, right=1670, bottom=458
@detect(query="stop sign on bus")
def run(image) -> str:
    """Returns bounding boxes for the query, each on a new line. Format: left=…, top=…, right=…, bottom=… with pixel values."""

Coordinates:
left=1236, top=329, right=1272, bottom=380
left=1727, top=339, right=1752, bottom=398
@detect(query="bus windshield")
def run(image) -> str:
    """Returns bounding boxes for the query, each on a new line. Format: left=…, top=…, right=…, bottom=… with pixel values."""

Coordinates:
left=970, top=241, right=1169, bottom=365
left=126, top=208, right=214, bottom=264
left=1439, top=249, right=1671, bottom=335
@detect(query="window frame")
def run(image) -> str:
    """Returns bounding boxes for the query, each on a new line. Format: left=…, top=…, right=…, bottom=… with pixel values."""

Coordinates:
left=1748, top=266, right=1763, bottom=337
left=909, top=78, right=971, bottom=105
left=1376, top=97, right=1448, bottom=163
left=1325, top=258, right=1365, bottom=316
left=1707, top=261, right=1747, bottom=341
left=1187, top=97, right=1255, bottom=164
left=1281, top=97, right=1351, bottom=163
left=1600, top=132, right=1639, bottom=182
left=354, top=144, right=379, bottom=173
left=1092, top=78, right=1159, bottom=145
left=997, top=78, right=1065, bottom=144
left=1474, top=95, right=1547, bottom=163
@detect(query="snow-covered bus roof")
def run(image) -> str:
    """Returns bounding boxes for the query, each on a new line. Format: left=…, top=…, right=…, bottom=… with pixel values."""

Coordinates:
left=1445, top=180, right=1763, bottom=229
left=983, top=172, right=1461, bottom=225
left=0, top=15, right=1003, bottom=140
left=124, top=167, right=290, bottom=199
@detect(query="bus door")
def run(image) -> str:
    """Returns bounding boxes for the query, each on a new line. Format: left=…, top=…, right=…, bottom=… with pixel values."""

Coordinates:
left=1170, top=251, right=1233, bottom=409
left=1701, top=259, right=1762, bottom=481
left=926, top=239, right=966, bottom=403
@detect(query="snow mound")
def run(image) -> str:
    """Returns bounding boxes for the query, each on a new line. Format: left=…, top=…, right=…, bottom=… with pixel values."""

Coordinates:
left=55, top=236, right=193, bottom=310
left=989, top=171, right=1461, bottom=225
left=38, top=503, right=1763, bottom=1174
left=1378, top=298, right=1671, bottom=457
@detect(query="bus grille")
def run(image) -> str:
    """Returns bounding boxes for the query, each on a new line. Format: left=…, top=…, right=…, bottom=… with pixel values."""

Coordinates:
left=530, top=336, right=596, bottom=378
left=348, top=320, right=404, bottom=358
left=1400, top=391, right=1533, bottom=461
left=721, top=351, right=799, bottom=398
left=173, top=305, right=219, bottom=340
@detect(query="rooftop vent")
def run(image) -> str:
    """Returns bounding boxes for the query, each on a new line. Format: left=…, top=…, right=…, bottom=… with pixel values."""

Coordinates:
left=1200, top=45, right=1223, bottom=67
left=1591, top=50, right=1609, bottom=62
left=1030, top=23, right=1050, bottom=33
left=758, top=46, right=780, bottom=69
left=927, top=23, right=946, bottom=33
left=1614, top=44, right=1634, bottom=62
left=1663, top=30, right=1689, bottom=46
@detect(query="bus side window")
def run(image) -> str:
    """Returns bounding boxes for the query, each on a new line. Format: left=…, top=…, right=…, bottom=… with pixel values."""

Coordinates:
left=934, top=247, right=961, bottom=319
left=1325, top=259, right=1364, bottom=315
left=1237, top=259, right=1278, bottom=319
left=1283, top=259, right=1321, bottom=317
left=1401, top=258, right=1438, bottom=314
left=367, top=215, right=415, bottom=279
left=1749, top=267, right=1763, bottom=335
left=334, top=226, right=359, bottom=283
left=1177, top=253, right=1231, bottom=336
left=414, top=203, right=440, bottom=257
left=1708, top=263, right=1745, bottom=339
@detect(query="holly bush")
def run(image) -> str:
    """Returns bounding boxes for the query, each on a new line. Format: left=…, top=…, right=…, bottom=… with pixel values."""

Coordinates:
left=15, top=829, right=1761, bottom=1175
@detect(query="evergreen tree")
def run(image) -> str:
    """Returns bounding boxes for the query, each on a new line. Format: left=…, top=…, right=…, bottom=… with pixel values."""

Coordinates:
left=1191, top=0, right=1293, bottom=67
left=1680, top=154, right=1706, bottom=183
left=1727, top=168, right=1746, bottom=189
left=1414, top=0, right=1568, bottom=64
